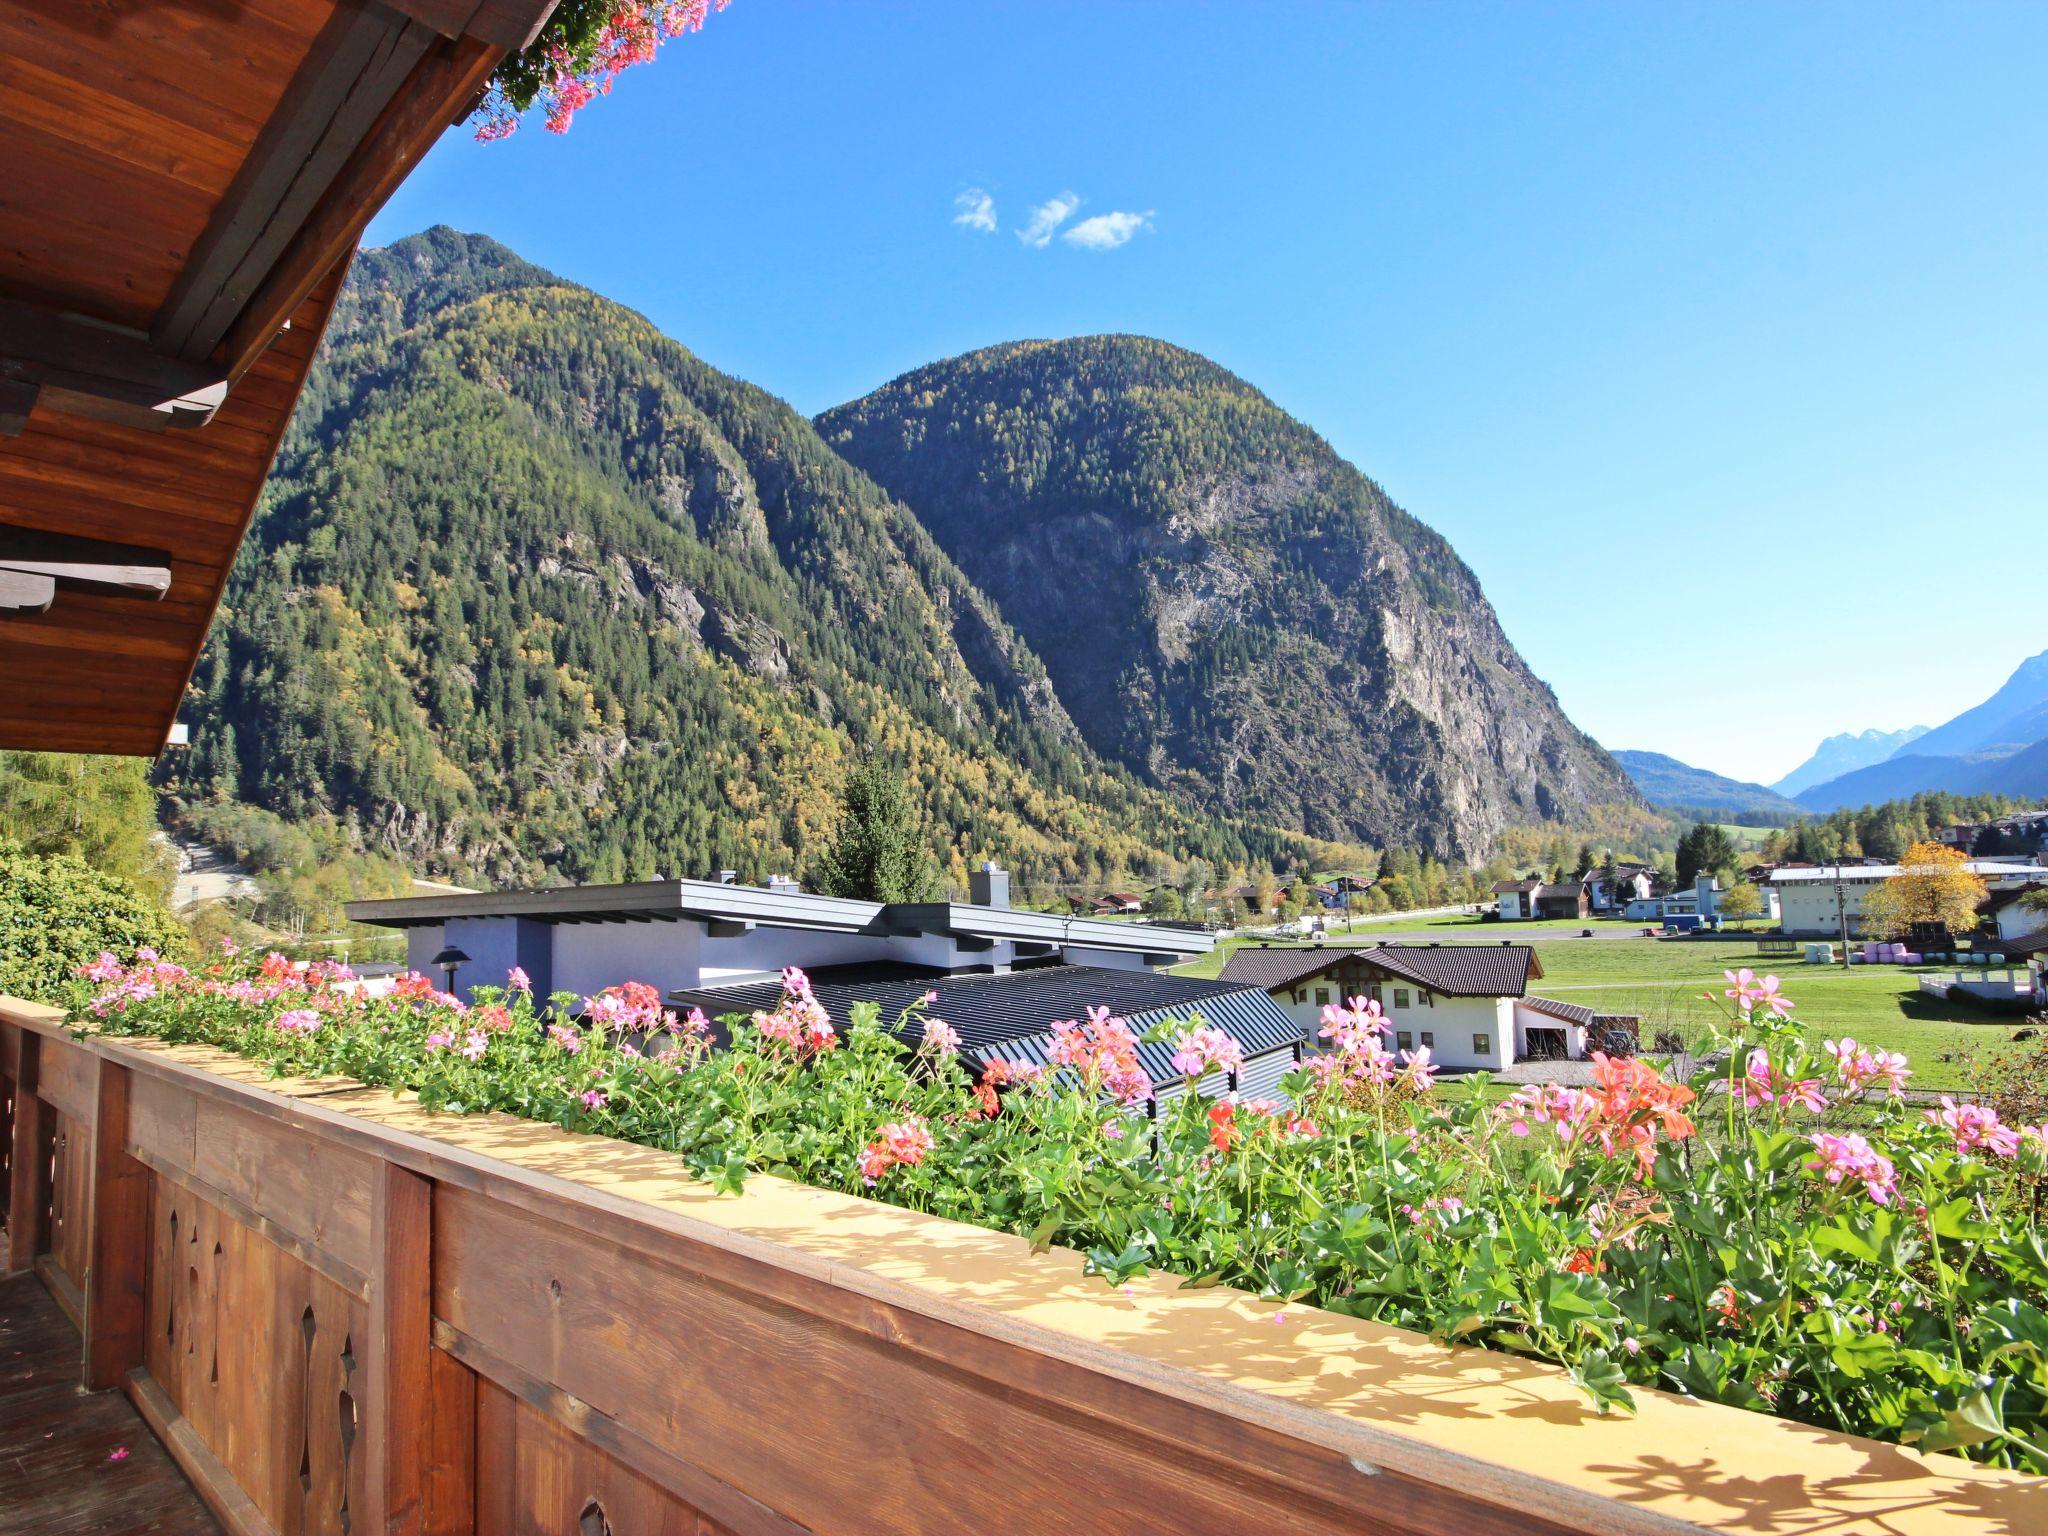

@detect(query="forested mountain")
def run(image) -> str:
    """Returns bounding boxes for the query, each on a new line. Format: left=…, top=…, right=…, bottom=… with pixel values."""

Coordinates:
left=818, top=338, right=1637, bottom=861
left=1611, top=750, right=1802, bottom=820
left=162, top=229, right=1343, bottom=892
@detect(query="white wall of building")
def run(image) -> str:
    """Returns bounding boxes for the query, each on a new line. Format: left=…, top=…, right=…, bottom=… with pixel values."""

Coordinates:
left=551, top=921, right=703, bottom=1003
left=403, top=924, right=444, bottom=979
left=1278, top=977, right=1512, bottom=1071
left=1996, top=903, right=2048, bottom=944
left=1384, top=994, right=1513, bottom=1070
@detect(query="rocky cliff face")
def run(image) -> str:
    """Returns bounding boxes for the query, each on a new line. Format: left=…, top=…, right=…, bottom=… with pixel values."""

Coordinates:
left=819, top=337, right=1637, bottom=861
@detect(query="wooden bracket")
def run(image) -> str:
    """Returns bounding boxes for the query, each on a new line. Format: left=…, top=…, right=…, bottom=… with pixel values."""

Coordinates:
left=0, top=301, right=228, bottom=436
left=0, top=527, right=174, bottom=617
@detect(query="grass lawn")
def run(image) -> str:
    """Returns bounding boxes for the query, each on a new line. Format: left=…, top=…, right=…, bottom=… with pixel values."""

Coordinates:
left=1538, top=938, right=2029, bottom=1092
left=1183, top=933, right=2034, bottom=1092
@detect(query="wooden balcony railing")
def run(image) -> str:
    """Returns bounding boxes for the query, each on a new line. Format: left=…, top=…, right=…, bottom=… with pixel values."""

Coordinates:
left=1, top=994, right=2041, bottom=1535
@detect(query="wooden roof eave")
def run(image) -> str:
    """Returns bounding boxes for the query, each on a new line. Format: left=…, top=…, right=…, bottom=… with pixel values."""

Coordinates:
left=0, top=0, right=561, bottom=756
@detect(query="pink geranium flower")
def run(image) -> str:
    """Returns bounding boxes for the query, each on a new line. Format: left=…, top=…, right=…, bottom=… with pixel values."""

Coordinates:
left=1168, top=1022, right=1246, bottom=1081
left=1806, top=1132, right=1899, bottom=1205
left=1925, top=1096, right=2020, bottom=1157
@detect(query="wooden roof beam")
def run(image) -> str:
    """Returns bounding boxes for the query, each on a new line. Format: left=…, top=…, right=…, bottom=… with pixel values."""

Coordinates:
left=0, top=301, right=228, bottom=436
left=385, top=0, right=562, bottom=49
left=154, top=1, right=438, bottom=365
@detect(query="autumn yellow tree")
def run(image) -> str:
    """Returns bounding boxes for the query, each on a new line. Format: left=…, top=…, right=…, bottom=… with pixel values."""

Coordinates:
left=1862, top=841, right=1987, bottom=941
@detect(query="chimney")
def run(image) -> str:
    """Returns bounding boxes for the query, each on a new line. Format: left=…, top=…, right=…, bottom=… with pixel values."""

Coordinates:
left=767, top=874, right=800, bottom=896
left=717, top=869, right=738, bottom=885
left=969, top=860, right=1010, bottom=909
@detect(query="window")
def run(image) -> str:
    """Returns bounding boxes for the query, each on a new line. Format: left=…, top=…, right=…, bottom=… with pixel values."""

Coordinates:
left=1393, top=988, right=1410, bottom=1009
left=1368, top=983, right=1383, bottom=1004
left=1419, top=1031, right=1434, bottom=1049
left=1396, top=1030, right=1413, bottom=1052
left=1473, top=1032, right=1491, bottom=1056
left=1314, top=987, right=1330, bottom=1006
left=1420, top=990, right=1433, bottom=1006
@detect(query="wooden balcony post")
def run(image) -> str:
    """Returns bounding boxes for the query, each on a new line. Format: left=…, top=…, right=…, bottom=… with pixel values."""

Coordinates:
left=367, top=1163, right=471, bottom=1535
left=4, top=1030, right=49, bottom=1275
left=83, top=1059, right=149, bottom=1389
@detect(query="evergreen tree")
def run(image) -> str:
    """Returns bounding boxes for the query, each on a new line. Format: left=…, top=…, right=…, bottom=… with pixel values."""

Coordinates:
left=811, top=760, right=939, bottom=903
left=1675, top=823, right=1739, bottom=888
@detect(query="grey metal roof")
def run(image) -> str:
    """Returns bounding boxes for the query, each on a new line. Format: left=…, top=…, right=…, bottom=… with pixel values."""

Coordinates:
left=672, top=964, right=1304, bottom=1088
left=343, top=878, right=1210, bottom=956
left=1519, top=995, right=1597, bottom=1028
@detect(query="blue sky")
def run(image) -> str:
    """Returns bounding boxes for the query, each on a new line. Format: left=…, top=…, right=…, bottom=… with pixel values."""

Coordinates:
left=365, top=1, right=2048, bottom=787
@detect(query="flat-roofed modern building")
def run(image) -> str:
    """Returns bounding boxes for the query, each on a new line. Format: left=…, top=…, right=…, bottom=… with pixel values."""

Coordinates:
left=346, top=864, right=1213, bottom=1007
left=1770, top=861, right=2048, bottom=937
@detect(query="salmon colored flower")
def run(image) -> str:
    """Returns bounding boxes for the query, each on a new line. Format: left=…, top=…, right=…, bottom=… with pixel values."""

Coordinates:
left=857, top=1115, right=935, bottom=1183
left=1208, top=1101, right=1238, bottom=1153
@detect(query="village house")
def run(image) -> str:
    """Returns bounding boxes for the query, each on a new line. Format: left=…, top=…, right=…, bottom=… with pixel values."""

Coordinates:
left=1980, top=883, right=2048, bottom=946
left=1491, top=877, right=1542, bottom=919
left=1584, top=865, right=1656, bottom=912
left=1533, top=880, right=1593, bottom=920
left=1940, top=810, right=2048, bottom=855
left=1216, top=941, right=1635, bottom=1071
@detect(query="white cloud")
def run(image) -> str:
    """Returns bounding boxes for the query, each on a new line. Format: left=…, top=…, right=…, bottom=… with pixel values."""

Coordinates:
left=1016, top=192, right=1081, bottom=247
left=1062, top=210, right=1153, bottom=251
left=951, top=188, right=996, bottom=234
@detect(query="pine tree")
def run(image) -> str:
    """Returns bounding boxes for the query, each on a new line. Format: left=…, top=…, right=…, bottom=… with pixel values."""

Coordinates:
left=811, top=760, right=939, bottom=903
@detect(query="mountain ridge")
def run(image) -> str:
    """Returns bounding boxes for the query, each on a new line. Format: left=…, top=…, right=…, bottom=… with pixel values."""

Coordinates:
left=1792, top=647, right=2048, bottom=811
left=1611, top=750, right=1803, bottom=820
left=165, top=229, right=1339, bottom=890
left=817, top=335, right=1638, bottom=862
left=161, top=228, right=1636, bottom=886
left=1772, top=726, right=1929, bottom=797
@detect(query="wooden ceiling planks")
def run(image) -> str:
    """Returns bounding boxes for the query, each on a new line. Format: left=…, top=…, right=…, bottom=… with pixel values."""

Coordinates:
left=0, top=0, right=561, bottom=756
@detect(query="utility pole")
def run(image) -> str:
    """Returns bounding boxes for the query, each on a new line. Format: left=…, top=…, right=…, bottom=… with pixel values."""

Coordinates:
left=1834, top=865, right=1852, bottom=969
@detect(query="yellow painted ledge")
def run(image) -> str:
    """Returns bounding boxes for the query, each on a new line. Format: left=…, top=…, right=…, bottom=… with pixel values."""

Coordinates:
left=14, top=1003, right=2044, bottom=1535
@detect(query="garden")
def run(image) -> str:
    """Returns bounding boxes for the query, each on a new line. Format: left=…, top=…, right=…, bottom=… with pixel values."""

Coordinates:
left=65, top=946, right=2048, bottom=1475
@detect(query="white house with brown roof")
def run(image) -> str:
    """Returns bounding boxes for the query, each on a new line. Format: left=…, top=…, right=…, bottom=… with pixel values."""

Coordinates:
left=1216, top=942, right=1627, bottom=1072
left=1491, top=879, right=1541, bottom=920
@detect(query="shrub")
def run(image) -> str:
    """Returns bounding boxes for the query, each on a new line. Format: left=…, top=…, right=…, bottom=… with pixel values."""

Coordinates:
left=66, top=954, right=2048, bottom=1472
left=0, top=842, right=184, bottom=1002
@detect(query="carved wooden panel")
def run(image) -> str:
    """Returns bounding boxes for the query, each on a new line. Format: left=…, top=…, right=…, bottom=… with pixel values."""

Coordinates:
left=475, top=1378, right=740, bottom=1536
left=145, top=1175, right=368, bottom=1536
left=47, top=1108, right=90, bottom=1294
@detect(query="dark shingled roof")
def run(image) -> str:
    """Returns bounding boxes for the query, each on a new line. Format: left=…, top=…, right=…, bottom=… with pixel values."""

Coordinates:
left=1218, top=942, right=1541, bottom=998
left=1365, top=944, right=1541, bottom=997
left=671, top=964, right=1305, bottom=1085
left=1215, top=946, right=1353, bottom=992
left=1534, top=883, right=1586, bottom=900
